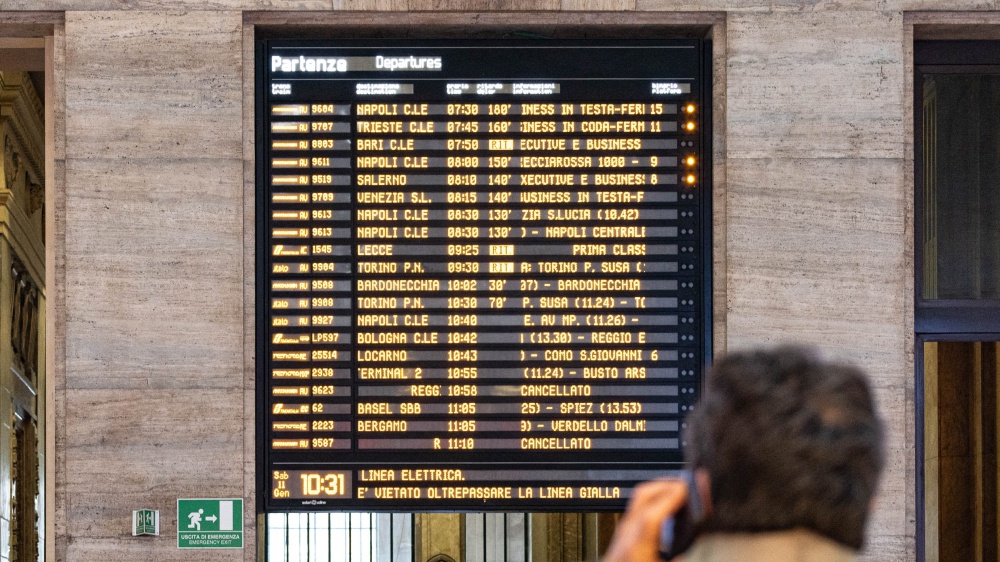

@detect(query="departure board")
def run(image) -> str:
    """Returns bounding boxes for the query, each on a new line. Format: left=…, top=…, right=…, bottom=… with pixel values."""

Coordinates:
left=257, top=40, right=712, bottom=511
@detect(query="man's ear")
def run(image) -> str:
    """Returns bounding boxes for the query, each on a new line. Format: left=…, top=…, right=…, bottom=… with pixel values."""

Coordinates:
left=694, top=468, right=712, bottom=516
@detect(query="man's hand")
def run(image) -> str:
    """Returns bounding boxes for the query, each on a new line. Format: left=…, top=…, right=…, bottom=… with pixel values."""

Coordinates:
left=603, top=479, right=688, bottom=562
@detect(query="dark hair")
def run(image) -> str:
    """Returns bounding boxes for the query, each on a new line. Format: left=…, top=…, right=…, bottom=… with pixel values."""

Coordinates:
left=684, top=345, right=884, bottom=550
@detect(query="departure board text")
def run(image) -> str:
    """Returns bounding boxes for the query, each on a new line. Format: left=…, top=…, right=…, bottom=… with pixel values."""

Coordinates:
left=258, top=40, right=711, bottom=511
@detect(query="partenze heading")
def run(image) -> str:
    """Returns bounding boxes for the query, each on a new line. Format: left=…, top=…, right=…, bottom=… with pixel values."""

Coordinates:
left=271, top=55, right=443, bottom=73
left=272, top=56, right=348, bottom=73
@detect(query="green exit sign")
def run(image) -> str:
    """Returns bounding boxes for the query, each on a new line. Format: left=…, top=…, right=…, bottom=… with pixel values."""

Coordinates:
left=132, top=509, right=158, bottom=536
left=177, top=499, right=243, bottom=549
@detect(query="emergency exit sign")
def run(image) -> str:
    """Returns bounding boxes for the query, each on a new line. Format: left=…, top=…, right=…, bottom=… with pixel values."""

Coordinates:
left=177, top=498, right=243, bottom=549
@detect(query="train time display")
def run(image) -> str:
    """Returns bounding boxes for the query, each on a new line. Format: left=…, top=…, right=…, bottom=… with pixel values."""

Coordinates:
left=257, top=40, right=712, bottom=511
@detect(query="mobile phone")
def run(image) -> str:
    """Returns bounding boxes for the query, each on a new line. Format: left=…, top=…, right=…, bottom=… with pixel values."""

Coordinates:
left=658, top=471, right=705, bottom=560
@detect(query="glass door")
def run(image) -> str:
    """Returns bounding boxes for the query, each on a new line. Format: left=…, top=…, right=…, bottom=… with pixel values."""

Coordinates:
left=921, top=341, right=1000, bottom=562
left=265, top=512, right=618, bottom=562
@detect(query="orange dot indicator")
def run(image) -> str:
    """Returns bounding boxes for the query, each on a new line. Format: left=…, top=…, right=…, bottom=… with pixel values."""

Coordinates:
left=685, top=122, right=696, bottom=131
left=685, top=156, right=696, bottom=166
left=685, top=104, right=696, bottom=114
left=685, top=174, right=697, bottom=185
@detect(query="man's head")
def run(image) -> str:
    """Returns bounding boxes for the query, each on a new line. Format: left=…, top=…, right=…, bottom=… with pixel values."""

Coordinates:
left=684, top=345, right=884, bottom=550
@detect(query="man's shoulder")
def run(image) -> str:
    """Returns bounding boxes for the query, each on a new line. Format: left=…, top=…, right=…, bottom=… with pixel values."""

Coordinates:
left=682, top=529, right=858, bottom=562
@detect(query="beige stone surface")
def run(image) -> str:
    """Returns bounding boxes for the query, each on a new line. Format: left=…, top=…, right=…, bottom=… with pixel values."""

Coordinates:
left=0, top=12, right=61, bottom=39
left=901, top=21, right=916, bottom=562
left=51, top=23, right=65, bottom=163
left=1, top=0, right=571, bottom=7
left=246, top=9, right=721, bottom=28
left=64, top=12, right=242, bottom=159
left=0, top=0, right=458, bottom=6
left=11, top=4, right=935, bottom=562
left=908, top=12, right=1000, bottom=40
left=728, top=10, right=904, bottom=159
left=903, top=0, right=994, bottom=9
left=260, top=0, right=335, bottom=8
left=711, top=20, right=729, bottom=354
left=871, top=385, right=909, bottom=524
left=63, top=158, right=243, bottom=389
left=336, top=0, right=410, bottom=9
left=407, top=0, right=558, bottom=9
left=562, top=0, right=636, bottom=10
left=0, top=0, right=719, bottom=6
left=726, top=156, right=908, bottom=562
left=638, top=0, right=895, bottom=10
left=59, top=10, right=245, bottom=560
left=67, top=537, right=244, bottom=561
left=725, top=157, right=906, bottom=373
left=240, top=22, right=258, bottom=558
left=63, top=389, right=242, bottom=490
left=864, top=534, right=910, bottom=562
left=0, top=0, right=994, bottom=10
left=1, top=0, right=255, bottom=9
left=49, top=22, right=68, bottom=562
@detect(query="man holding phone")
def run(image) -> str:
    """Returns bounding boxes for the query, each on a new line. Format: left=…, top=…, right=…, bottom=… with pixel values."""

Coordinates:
left=604, top=346, right=885, bottom=562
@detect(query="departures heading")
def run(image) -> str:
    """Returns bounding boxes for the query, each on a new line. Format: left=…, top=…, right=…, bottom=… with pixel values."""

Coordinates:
left=258, top=40, right=711, bottom=511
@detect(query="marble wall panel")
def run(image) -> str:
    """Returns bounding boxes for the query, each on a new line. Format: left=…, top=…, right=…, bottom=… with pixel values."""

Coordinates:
left=335, top=0, right=410, bottom=9
left=726, top=157, right=905, bottom=375
left=562, top=0, right=636, bottom=10
left=67, top=537, right=243, bottom=562
left=0, top=0, right=994, bottom=11
left=406, top=0, right=558, bottom=9
left=638, top=0, right=996, bottom=10
left=63, top=389, right=242, bottom=492
left=871, top=384, right=910, bottom=524
left=64, top=11, right=242, bottom=159
left=727, top=10, right=904, bottom=159
left=240, top=23, right=258, bottom=558
left=60, top=10, right=246, bottom=559
left=63, top=157, right=242, bottom=390
left=61, top=390, right=242, bottom=553
left=902, top=0, right=994, bottom=9
left=0, top=0, right=992, bottom=9
left=1, top=0, right=256, bottom=9
left=638, top=0, right=891, bottom=11
left=726, top=156, right=908, bottom=562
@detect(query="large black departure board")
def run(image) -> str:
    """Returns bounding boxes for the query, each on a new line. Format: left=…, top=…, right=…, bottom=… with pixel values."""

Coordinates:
left=257, top=39, right=712, bottom=511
